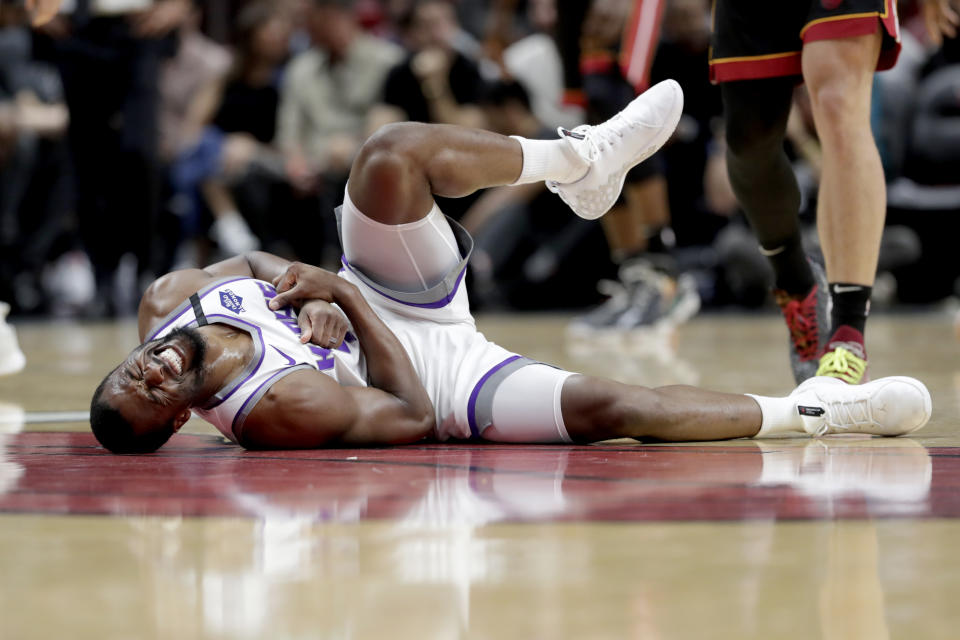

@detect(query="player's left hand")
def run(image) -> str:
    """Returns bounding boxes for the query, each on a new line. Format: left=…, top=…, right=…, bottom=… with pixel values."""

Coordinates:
left=922, top=0, right=960, bottom=46
left=270, top=262, right=344, bottom=309
left=24, top=0, right=62, bottom=27
left=296, top=300, right=349, bottom=348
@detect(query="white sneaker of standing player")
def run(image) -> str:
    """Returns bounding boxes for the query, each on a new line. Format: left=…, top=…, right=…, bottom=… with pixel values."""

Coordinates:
left=0, top=302, right=26, bottom=376
left=547, top=79, right=684, bottom=220
left=790, top=376, right=932, bottom=437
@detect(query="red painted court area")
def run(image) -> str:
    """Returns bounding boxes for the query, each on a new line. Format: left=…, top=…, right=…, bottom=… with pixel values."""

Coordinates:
left=2, top=432, right=956, bottom=523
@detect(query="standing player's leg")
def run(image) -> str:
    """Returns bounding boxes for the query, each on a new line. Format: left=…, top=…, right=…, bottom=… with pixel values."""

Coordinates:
left=721, top=78, right=826, bottom=383
left=801, top=30, right=884, bottom=384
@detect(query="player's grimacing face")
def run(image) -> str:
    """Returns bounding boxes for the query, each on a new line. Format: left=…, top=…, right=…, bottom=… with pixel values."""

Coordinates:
left=106, top=327, right=208, bottom=432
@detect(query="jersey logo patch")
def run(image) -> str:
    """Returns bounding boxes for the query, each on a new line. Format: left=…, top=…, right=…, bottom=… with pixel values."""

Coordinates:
left=219, top=290, right=245, bottom=314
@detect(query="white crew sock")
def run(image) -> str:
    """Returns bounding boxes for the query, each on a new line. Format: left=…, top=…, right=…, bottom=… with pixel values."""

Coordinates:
left=510, top=136, right=589, bottom=185
left=746, top=394, right=806, bottom=437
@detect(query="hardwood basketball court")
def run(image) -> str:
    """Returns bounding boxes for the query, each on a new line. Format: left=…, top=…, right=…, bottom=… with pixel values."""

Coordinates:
left=1, top=312, right=958, bottom=639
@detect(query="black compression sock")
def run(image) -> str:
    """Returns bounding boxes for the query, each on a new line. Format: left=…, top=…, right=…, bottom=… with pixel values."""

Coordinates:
left=760, top=234, right=814, bottom=295
left=829, top=283, right=871, bottom=336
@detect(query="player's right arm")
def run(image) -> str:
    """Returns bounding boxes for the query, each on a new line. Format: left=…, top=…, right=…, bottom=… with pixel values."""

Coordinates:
left=269, top=264, right=433, bottom=418
left=238, top=369, right=435, bottom=448
left=252, top=262, right=436, bottom=447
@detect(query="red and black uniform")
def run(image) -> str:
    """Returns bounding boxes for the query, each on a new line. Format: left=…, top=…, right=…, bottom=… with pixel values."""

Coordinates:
left=709, top=0, right=901, bottom=83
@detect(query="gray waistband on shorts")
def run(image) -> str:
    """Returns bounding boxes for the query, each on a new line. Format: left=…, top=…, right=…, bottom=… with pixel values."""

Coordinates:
left=334, top=205, right=474, bottom=309
left=467, top=355, right=537, bottom=438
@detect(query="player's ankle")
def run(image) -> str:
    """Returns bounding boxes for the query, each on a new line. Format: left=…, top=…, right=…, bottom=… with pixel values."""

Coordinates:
left=825, top=325, right=866, bottom=352
left=761, top=235, right=813, bottom=296
left=510, top=136, right=588, bottom=186
left=829, top=282, right=871, bottom=336
left=746, top=394, right=805, bottom=437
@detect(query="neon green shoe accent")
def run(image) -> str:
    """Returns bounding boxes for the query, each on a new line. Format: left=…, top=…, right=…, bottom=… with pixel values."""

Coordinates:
left=816, top=346, right=867, bottom=384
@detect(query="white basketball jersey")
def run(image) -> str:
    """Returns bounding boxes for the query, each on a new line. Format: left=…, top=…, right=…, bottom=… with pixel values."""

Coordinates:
left=145, top=277, right=367, bottom=443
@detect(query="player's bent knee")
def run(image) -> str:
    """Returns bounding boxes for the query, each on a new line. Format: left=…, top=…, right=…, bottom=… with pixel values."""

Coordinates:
left=360, top=122, right=427, bottom=159
left=354, top=123, right=429, bottom=184
left=803, top=46, right=876, bottom=124
left=806, top=80, right=867, bottom=131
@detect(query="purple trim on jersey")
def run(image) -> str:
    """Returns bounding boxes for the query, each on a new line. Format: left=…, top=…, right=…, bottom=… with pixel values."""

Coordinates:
left=467, top=355, right=522, bottom=438
left=340, top=255, right=466, bottom=309
left=193, top=313, right=267, bottom=408
left=272, top=345, right=296, bottom=367
left=147, top=277, right=253, bottom=341
left=231, top=367, right=297, bottom=439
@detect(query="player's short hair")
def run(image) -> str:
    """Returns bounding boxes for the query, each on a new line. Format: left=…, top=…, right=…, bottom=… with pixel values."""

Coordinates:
left=89, top=375, right=175, bottom=454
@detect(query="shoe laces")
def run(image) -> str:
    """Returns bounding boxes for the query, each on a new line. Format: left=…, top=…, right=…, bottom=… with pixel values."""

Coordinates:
left=568, top=114, right=637, bottom=162
left=816, top=345, right=867, bottom=384
left=776, top=290, right=819, bottom=361
left=810, top=387, right=875, bottom=436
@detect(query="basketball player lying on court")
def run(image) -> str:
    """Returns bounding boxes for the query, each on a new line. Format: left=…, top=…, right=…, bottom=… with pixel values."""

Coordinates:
left=89, top=81, right=932, bottom=454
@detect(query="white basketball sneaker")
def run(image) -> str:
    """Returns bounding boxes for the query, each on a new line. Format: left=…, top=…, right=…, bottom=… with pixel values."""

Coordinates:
left=0, top=302, right=26, bottom=376
left=790, top=376, right=932, bottom=437
left=547, top=79, right=684, bottom=220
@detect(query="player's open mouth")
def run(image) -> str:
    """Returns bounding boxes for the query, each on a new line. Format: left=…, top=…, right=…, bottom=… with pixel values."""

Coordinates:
left=156, top=344, right=186, bottom=377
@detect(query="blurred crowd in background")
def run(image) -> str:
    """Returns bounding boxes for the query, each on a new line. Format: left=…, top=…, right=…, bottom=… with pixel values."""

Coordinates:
left=1, top=0, right=959, bottom=322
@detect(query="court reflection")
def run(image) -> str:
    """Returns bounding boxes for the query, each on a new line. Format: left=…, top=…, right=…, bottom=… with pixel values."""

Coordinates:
left=0, top=435, right=954, bottom=640
left=0, top=434, right=940, bottom=523
left=0, top=405, right=24, bottom=498
left=0, top=401, right=24, bottom=433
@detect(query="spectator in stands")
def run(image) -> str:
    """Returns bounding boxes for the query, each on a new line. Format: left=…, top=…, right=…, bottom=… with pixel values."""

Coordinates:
left=156, top=3, right=233, bottom=268
left=0, top=1, right=71, bottom=316
left=464, top=80, right=615, bottom=311
left=277, top=0, right=403, bottom=265
left=278, top=0, right=402, bottom=196
left=170, top=1, right=292, bottom=264
left=371, top=0, right=486, bottom=129
left=41, top=0, right=190, bottom=316
left=158, top=4, right=232, bottom=164
left=495, top=0, right=583, bottom=131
